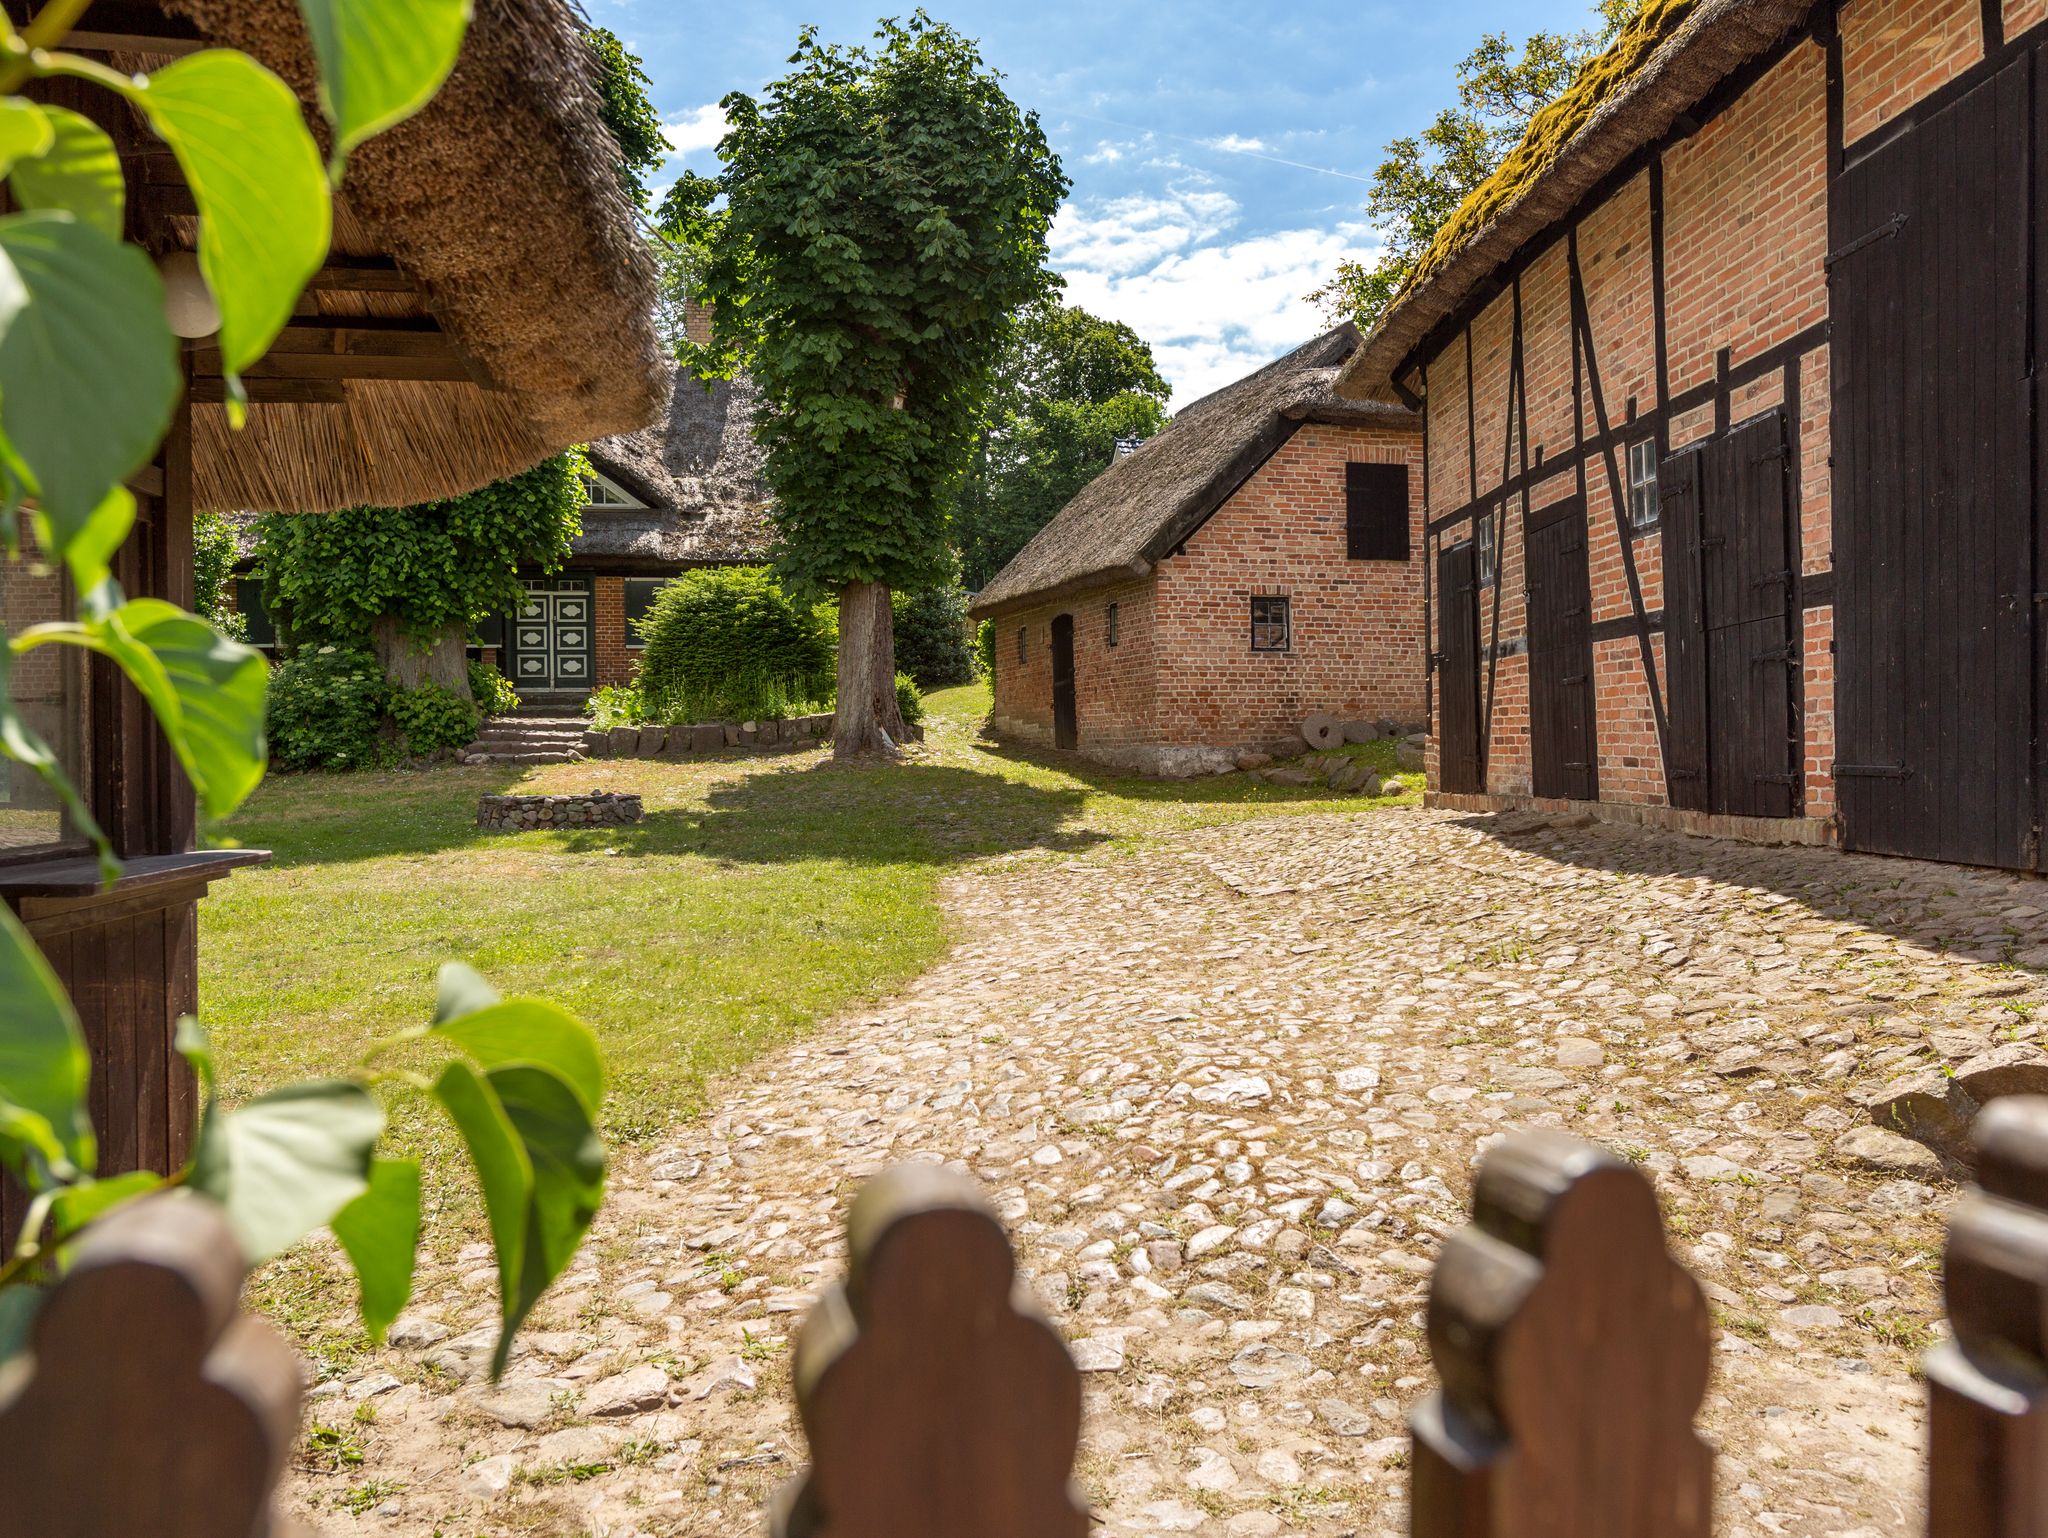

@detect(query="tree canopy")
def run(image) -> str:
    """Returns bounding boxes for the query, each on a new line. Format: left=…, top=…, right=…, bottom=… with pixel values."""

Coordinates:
left=954, top=300, right=1171, bottom=589
left=1310, top=0, right=1644, bottom=327
left=586, top=27, right=667, bottom=211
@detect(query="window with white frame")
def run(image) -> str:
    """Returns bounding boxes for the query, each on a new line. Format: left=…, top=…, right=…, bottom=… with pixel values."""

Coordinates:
left=1477, top=508, right=1500, bottom=588
left=1627, top=439, right=1660, bottom=533
left=582, top=470, right=646, bottom=509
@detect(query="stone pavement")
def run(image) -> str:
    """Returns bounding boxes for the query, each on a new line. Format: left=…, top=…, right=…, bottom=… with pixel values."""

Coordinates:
left=286, top=806, right=2048, bottom=1536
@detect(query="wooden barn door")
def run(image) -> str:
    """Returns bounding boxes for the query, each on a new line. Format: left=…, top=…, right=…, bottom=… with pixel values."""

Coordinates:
left=1435, top=540, right=1483, bottom=793
left=1525, top=505, right=1598, bottom=801
left=1050, top=614, right=1077, bottom=750
left=1660, top=447, right=1712, bottom=811
left=1832, top=57, right=2032, bottom=867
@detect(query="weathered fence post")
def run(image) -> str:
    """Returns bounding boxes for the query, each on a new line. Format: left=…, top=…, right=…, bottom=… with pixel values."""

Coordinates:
left=1411, top=1131, right=1713, bottom=1538
left=1925, top=1096, right=2048, bottom=1535
left=0, top=1194, right=305, bottom=1538
left=772, top=1162, right=1088, bottom=1538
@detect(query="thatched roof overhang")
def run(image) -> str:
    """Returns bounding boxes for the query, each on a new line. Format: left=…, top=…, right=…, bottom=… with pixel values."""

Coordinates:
left=32, top=0, right=668, bottom=513
left=971, top=325, right=1416, bottom=621
left=1336, top=0, right=1820, bottom=405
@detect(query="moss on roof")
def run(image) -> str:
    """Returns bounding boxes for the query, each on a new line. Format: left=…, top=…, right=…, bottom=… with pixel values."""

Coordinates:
left=1402, top=0, right=1702, bottom=299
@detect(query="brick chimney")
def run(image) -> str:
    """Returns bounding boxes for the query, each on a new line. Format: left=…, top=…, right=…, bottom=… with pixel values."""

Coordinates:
left=684, top=298, right=715, bottom=347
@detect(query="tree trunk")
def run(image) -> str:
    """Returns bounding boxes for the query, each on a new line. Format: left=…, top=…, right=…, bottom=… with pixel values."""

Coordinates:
left=834, top=580, right=905, bottom=759
left=370, top=616, right=472, bottom=699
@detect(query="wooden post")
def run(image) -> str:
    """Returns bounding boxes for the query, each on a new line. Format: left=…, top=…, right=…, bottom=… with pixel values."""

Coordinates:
left=1925, top=1096, right=2048, bottom=1535
left=773, top=1162, right=1088, bottom=1538
left=1410, top=1131, right=1712, bottom=1538
left=0, top=1195, right=305, bottom=1538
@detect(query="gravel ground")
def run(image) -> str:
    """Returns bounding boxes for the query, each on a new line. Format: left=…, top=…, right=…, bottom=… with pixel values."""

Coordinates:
left=283, top=806, right=2048, bottom=1537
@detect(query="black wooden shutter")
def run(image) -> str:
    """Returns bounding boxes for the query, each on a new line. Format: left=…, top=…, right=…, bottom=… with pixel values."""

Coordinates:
left=1346, top=463, right=1411, bottom=561
left=1659, top=445, right=1711, bottom=811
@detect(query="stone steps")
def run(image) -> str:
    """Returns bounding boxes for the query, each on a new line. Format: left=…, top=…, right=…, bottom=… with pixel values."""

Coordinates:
left=461, top=713, right=592, bottom=765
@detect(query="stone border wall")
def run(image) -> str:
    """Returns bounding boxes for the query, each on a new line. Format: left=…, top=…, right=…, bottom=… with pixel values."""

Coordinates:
left=478, top=792, right=644, bottom=832
left=582, top=714, right=922, bottom=761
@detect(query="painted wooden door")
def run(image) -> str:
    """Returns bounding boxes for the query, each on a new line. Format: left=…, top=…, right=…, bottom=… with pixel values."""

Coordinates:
left=1050, top=614, right=1077, bottom=750
left=1436, top=539, right=1483, bottom=794
left=1832, top=57, right=2032, bottom=867
left=1525, top=505, right=1598, bottom=802
left=1659, top=447, right=1712, bottom=811
left=509, top=578, right=596, bottom=692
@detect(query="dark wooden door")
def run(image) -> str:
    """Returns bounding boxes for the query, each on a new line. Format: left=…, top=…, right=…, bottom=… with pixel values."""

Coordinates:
left=1050, top=614, right=1077, bottom=750
left=1436, top=540, right=1483, bottom=793
left=1660, top=447, right=1712, bottom=811
left=1525, top=506, right=1598, bottom=801
left=1832, top=57, right=2032, bottom=867
left=1706, top=412, right=1799, bottom=818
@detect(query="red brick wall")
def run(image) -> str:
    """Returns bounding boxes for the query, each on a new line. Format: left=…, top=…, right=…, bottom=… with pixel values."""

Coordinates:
left=593, top=576, right=634, bottom=689
left=1843, top=0, right=1984, bottom=144
left=2010, top=0, right=2048, bottom=42
left=987, top=418, right=1426, bottom=770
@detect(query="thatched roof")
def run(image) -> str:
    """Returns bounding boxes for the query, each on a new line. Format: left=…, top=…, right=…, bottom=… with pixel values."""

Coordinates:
left=1336, top=0, right=1818, bottom=403
left=130, top=0, right=667, bottom=512
left=971, top=324, right=1412, bottom=618
left=577, top=368, right=775, bottom=570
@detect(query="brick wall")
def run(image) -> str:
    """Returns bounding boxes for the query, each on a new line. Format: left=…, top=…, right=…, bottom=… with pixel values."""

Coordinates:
left=988, top=575, right=1157, bottom=754
left=1843, top=0, right=1984, bottom=144
left=593, top=576, right=634, bottom=689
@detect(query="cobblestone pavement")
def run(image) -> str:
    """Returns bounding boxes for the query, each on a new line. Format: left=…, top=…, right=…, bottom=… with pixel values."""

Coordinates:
left=287, top=806, right=2048, bottom=1537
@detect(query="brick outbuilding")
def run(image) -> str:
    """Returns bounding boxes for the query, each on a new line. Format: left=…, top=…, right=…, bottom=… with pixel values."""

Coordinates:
left=972, top=326, right=1425, bottom=776
left=1341, top=0, right=2048, bottom=871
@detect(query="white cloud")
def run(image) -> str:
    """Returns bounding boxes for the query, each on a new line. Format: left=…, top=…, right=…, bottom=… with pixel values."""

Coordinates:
left=1206, top=134, right=1269, bottom=154
left=1053, top=188, right=1382, bottom=407
left=663, top=103, right=728, bottom=159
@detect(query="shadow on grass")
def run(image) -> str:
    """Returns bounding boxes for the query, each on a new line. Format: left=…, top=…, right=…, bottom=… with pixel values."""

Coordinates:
left=211, top=764, right=535, bottom=867
left=952, top=733, right=1412, bottom=807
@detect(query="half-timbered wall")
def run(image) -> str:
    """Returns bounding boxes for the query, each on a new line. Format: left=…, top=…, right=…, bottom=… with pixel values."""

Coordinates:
left=1415, top=0, right=2025, bottom=856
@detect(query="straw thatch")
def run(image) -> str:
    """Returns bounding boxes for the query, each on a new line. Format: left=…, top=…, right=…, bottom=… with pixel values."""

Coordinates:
left=1336, top=0, right=1818, bottom=403
left=147, top=0, right=667, bottom=513
left=971, top=325, right=1411, bottom=619
left=576, top=368, right=775, bottom=570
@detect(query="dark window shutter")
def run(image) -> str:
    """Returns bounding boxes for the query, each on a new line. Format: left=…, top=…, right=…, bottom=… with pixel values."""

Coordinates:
left=623, top=578, right=665, bottom=646
left=1345, top=462, right=1411, bottom=561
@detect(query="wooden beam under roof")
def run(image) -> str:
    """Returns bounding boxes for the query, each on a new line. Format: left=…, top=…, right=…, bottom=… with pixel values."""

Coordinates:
left=187, top=378, right=349, bottom=406
left=13, top=1, right=203, bottom=54
left=303, top=259, right=419, bottom=296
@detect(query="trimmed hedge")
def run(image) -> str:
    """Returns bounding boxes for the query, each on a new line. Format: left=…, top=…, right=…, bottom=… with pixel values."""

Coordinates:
left=635, top=566, right=836, bottom=720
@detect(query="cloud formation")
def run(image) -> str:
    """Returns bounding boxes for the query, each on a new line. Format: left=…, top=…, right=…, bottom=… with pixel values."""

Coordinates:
left=662, top=103, right=728, bottom=159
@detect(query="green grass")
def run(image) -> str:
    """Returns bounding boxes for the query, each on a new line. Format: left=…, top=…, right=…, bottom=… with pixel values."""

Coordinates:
left=201, top=681, right=1417, bottom=1205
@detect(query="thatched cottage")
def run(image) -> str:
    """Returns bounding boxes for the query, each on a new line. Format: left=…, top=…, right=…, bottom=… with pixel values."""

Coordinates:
left=0, top=0, right=665, bottom=1237
left=970, top=326, right=1424, bottom=776
left=1345, top=0, right=2048, bottom=872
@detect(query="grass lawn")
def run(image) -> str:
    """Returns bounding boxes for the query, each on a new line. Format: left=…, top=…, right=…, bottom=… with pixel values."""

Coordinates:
left=201, top=682, right=1418, bottom=1210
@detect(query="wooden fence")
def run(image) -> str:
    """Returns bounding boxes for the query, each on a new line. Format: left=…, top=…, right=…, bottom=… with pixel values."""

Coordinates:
left=9, top=1101, right=2048, bottom=1536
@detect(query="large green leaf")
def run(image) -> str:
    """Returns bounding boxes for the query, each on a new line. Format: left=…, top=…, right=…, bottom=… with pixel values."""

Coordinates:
left=49, top=1170, right=163, bottom=1241
left=124, top=51, right=331, bottom=395
left=0, top=213, right=179, bottom=567
left=0, top=905, right=93, bottom=1185
left=10, top=107, right=124, bottom=240
left=332, top=1156, right=421, bottom=1343
left=431, top=1060, right=532, bottom=1376
left=489, top=1063, right=604, bottom=1271
left=433, top=1001, right=605, bottom=1116
left=0, top=100, right=51, bottom=177
left=432, top=960, right=501, bottom=1025
left=29, top=484, right=136, bottom=603
left=295, top=0, right=471, bottom=178
left=187, top=1080, right=383, bottom=1262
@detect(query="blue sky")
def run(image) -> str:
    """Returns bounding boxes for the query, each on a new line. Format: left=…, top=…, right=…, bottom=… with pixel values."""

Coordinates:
left=592, top=0, right=1601, bottom=406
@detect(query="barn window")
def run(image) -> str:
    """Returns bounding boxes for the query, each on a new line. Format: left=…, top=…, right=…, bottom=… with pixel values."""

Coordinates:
left=623, top=577, right=664, bottom=648
left=1345, top=462, right=1411, bottom=561
left=1627, top=439, right=1661, bottom=532
left=1017, top=626, right=1027, bottom=663
left=1106, top=602, right=1120, bottom=647
left=1250, top=595, right=1291, bottom=653
left=1477, top=509, right=1500, bottom=588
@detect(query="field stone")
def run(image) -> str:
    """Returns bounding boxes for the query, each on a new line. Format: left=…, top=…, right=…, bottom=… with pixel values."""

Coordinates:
left=467, top=1454, right=516, bottom=1499
left=636, top=726, right=668, bottom=757
left=462, top=1377, right=571, bottom=1429
left=1341, top=719, right=1382, bottom=744
left=585, top=1364, right=669, bottom=1416
left=1230, top=1343, right=1311, bottom=1389
left=536, top=1426, right=616, bottom=1466
left=1396, top=741, right=1426, bottom=771
left=1071, top=1335, right=1128, bottom=1373
left=1834, top=1124, right=1945, bottom=1178
left=1854, top=1070, right=1979, bottom=1149
left=691, top=723, right=724, bottom=754
left=608, top=726, right=638, bottom=756
left=1952, top=1044, right=2048, bottom=1102
left=1555, top=1037, right=1605, bottom=1068
left=1317, top=1399, right=1373, bottom=1437
left=386, top=1315, right=452, bottom=1349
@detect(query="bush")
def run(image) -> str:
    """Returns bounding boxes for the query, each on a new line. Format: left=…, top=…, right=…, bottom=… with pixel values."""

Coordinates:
left=636, top=566, right=836, bottom=719
left=585, top=683, right=647, bottom=730
left=390, top=682, right=482, bottom=757
left=468, top=659, right=520, bottom=718
left=266, top=645, right=392, bottom=772
left=890, top=581, right=976, bottom=688
left=975, top=618, right=996, bottom=681
left=895, top=672, right=924, bottom=729
left=194, top=510, right=248, bottom=641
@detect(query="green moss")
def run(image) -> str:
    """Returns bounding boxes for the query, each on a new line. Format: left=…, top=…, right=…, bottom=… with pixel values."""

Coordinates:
left=1403, top=0, right=1702, bottom=299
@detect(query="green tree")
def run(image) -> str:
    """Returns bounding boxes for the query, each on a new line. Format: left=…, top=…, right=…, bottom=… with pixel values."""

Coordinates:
left=653, top=168, right=722, bottom=351
left=256, top=449, right=588, bottom=699
left=689, top=14, right=1068, bottom=757
left=585, top=27, right=666, bottom=211
left=1309, top=0, right=1645, bottom=327
left=954, top=299, right=1170, bottom=588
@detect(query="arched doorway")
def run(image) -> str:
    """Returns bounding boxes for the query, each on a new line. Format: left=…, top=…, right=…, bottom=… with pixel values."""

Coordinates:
left=1050, top=614, right=1077, bottom=750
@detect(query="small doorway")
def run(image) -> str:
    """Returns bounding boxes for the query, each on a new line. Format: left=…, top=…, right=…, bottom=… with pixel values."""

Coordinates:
left=1050, top=614, right=1077, bottom=750
left=1435, top=539, right=1482, bottom=792
left=507, top=577, right=595, bottom=692
left=1525, top=502, right=1598, bottom=801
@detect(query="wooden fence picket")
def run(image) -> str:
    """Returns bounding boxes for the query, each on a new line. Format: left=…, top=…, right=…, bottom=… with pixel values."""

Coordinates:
left=1408, top=1130, right=1713, bottom=1538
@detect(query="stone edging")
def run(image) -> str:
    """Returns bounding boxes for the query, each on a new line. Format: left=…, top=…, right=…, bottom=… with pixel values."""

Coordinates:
left=583, top=714, right=923, bottom=761
left=477, top=792, right=644, bottom=832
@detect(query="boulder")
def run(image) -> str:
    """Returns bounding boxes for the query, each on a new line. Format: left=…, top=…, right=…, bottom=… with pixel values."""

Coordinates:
left=1234, top=751, right=1274, bottom=772
left=1341, top=719, right=1383, bottom=744
left=608, top=726, right=638, bottom=757
left=1395, top=741, right=1426, bottom=772
left=662, top=728, right=695, bottom=760
left=1833, top=1124, right=1945, bottom=1179
left=691, top=723, right=724, bottom=754
left=635, top=725, right=668, bottom=757
left=584, top=1364, right=670, bottom=1417
left=1952, top=1044, right=2048, bottom=1102
left=581, top=730, right=611, bottom=759
left=1854, top=1069, right=1979, bottom=1151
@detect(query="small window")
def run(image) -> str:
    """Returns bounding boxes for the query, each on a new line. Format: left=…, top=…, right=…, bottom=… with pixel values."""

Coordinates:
left=1628, top=439, right=1661, bottom=532
left=1106, top=602, right=1119, bottom=647
left=236, top=577, right=277, bottom=650
left=1477, top=509, right=1500, bottom=588
left=1250, top=595, right=1291, bottom=653
left=1017, top=626, right=1027, bottom=663
left=582, top=470, right=646, bottom=509
left=623, top=577, right=665, bottom=648
left=1345, top=462, right=1411, bottom=561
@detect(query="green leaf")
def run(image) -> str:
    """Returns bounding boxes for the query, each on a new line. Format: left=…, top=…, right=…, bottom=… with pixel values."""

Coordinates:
left=431, top=1060, right=532, bottom=1374
left=0, top=100, right=51, bottom=178
left=0, top=1284, right=43, bottom=1365
left=29, top=484, right=136, bottom=599
left=489, top=1062, right=604, bottom=1265
left=123, top=51, right=331, bottom=392
left=295, top=0, right=471, bottom=178
left=0, top=212, right=180, bottom=566
left=0, top=905, right=93, bottom=1184
left=432, top=1000, right=604, bottom=1116
left=433, top=960, right=501, bottom=1025
left=187, top=1080, right=383, bottom=1262
left=10, top=107, right=124, bottom=240
left=49, top=1170, right=164, bottom=1241
left=331, top=1156, right=421, bottom=1343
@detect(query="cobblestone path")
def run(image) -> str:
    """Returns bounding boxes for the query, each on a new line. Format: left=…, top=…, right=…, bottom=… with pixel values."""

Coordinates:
left=291, top=807, right=2048, bottom=1537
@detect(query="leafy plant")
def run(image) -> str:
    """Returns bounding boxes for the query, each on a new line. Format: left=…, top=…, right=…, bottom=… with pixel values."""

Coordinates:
left=388, top=679, right=481, bottom=758
left=583, top=27, right=664, bottom=211
left=192, top=509, right=247, bottom=641
left=468, top=658, right=520, bottom=718
left=0, top=0, right=607, bottom=1382
left=635, top=566, right=835, bottom=717
left=894, top=672, right=925, bottom=731
left=265, top=644, right=393, bottom=772
left=890, top=579, right=977, bottom=689
left=975, top=617, right=997, bottom=682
